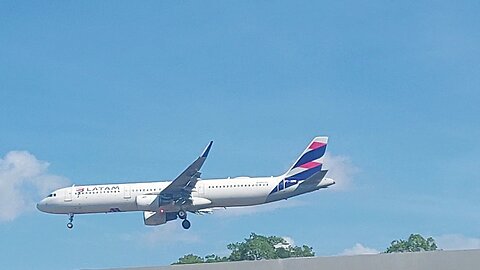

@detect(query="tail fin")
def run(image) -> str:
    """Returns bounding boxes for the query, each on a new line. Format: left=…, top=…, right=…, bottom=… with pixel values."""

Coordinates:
left=284, top=136, right=328, bottom=181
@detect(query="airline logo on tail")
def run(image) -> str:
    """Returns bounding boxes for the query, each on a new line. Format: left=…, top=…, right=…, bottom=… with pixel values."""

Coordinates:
left=270, top=137, right=328, bottom=194
left=285, top=137, right=327, bottom=181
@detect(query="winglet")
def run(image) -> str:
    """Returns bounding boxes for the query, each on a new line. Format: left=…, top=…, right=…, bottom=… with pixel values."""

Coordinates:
left=201, top=141, right=213, bottom=158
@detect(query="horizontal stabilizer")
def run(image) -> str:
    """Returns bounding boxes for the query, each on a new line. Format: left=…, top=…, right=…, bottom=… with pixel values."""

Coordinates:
left=306, top=170, right=328, bottom=183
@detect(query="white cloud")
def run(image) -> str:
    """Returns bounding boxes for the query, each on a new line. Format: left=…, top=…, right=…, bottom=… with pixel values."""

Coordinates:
left=215, top=199, right=305, bottom=217
left=0, top=151, right=70, bottom=222
left=340, top=243, right=379, bottom=256
left=436, top=234, right=480, bottom=250
left=323, top=153, right=359, bottom=191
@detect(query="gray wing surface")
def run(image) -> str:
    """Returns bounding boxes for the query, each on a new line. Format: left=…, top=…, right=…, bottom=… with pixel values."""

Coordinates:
left=160, top=141, right=213, bottom=201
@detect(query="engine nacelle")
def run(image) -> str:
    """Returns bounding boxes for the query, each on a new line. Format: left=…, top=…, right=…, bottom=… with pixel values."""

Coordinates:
left=136, top=195, right=159, bottom=211
left=143, top=211, right=178, bottom=226
left=191, top=197, right=212, bottom=207
left=143, top=211, right=166, bottom=225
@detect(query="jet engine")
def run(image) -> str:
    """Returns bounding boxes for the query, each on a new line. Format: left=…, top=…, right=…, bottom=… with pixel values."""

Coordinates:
left=136, top=195, right=159, bottom=211
left=143, top=210, right=178, bottom=226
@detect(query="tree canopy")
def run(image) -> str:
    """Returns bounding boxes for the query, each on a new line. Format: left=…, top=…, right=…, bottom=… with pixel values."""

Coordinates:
left=172, top=233, right=315, bottom=264
left=172, top=254, right=204, bottom=265
left=174, top=232, right=438, bottom=265
left=227, top=233, right=314, bottom=261
left=385, top=234, right=438, bottom=253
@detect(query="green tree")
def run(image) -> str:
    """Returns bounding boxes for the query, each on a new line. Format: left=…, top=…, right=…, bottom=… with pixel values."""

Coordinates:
left=172, top=233, right=315, bottom=264
left=172, top=254, right=204, bottom=264
left=385, top=234, right=438, bottom=253
left=291, top=245, right=315, bottom=257
left=275, top=247, right=291, bottom=259
left=228, top=233, right=279, bottom=261
left=204, top=254, right=228, bottom=263
left=227, top=233, right=314, bottom=261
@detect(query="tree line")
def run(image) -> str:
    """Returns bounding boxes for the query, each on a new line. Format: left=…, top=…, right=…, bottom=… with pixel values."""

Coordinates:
left=173, top=233, right=438, bottom=265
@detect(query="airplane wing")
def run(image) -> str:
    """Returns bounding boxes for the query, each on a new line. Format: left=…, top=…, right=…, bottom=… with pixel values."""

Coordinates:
left=160, top=141, right=213, bottom=203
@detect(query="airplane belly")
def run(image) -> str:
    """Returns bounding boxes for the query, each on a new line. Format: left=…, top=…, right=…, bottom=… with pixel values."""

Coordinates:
left=207, top=189, right=268, bottom=207
left=67, top=196, right=137, bottom=214
left=212, top=196, right=266, bottom=207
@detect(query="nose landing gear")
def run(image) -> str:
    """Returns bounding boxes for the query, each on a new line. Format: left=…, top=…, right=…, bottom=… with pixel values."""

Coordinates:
left=67, top=213, right=74, bottom=229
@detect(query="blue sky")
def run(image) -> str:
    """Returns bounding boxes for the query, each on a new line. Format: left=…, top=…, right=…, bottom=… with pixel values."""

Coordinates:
left=1, top=1, right=479, bottom=269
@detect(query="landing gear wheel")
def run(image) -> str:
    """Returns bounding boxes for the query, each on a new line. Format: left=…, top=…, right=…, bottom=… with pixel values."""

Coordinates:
left=67, top=213, right=74, bottom=229
left=181, top=219, right=191, bottom=230
left=178, top=210, right=187, bottom=219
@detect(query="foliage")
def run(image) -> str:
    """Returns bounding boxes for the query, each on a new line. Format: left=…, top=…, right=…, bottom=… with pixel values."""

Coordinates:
left=291, top=245, right=316, bottom=257
left=385, top=234, right=438, bottom=253
left=204, top=254, right=229, bottom=263
left=227, top=233, right=314, bottom=261
left=172, top=254, right=204, bottom=265
left=172, top=233, right=315, bottom=264
left=173, top=233, right=439, bottom=264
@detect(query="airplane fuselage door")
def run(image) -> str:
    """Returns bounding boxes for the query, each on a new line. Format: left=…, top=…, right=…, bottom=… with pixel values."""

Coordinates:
left=123, top=185, right=131, bottom=199
left=64, top=186, right=73, bottom=202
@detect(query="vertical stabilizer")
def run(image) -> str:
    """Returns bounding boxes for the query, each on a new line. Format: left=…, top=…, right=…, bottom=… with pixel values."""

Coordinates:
left=284, top=137, right=328, bottom=181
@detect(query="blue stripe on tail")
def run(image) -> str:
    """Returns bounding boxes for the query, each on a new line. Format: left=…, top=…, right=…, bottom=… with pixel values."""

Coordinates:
left=286, top=165, right=322, bottom=181
left=292, top=146, right=326, bottom=168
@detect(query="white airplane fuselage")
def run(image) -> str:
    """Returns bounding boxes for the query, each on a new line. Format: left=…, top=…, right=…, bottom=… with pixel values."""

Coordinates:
left=37, top=136, right=334, bottom=229
left=37, top=176, right=334, bottom=215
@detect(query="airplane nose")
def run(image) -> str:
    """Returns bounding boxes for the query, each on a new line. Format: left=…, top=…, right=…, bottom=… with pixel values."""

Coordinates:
left=36, top=200, right=46, bottom=212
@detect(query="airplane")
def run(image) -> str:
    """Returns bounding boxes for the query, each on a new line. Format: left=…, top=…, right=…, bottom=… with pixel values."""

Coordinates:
left=37, top=136, right=335, bottom=230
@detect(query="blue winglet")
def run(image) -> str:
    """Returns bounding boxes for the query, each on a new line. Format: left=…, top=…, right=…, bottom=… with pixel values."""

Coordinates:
left=201, top=141, right=213, bottom=158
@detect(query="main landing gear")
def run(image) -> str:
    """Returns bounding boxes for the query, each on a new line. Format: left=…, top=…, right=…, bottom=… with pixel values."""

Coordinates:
left=67, top=213, right=74, bottom=229
left=178, top=210, right=191, bottom=230
left=182, top=219, right=191, bottom=230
